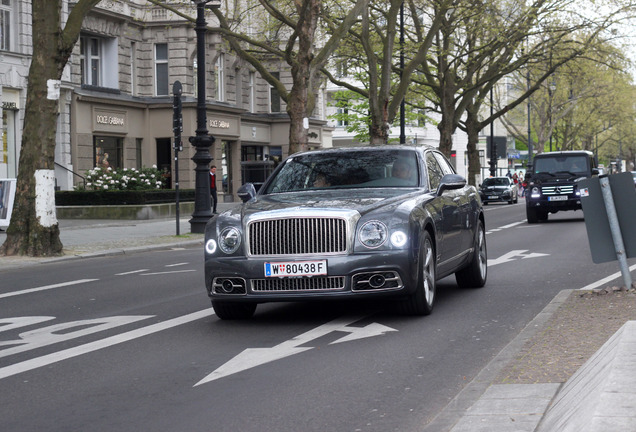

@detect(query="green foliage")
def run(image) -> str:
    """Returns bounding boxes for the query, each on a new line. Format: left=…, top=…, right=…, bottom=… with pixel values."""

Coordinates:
left=79, top=166, right=166, bottom=191
left=328, top=90, right=372, bottom=142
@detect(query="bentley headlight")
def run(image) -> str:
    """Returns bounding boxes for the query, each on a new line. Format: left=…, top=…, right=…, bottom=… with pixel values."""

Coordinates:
left=359, top=221, right=388, bottom=248
left=218, top=227, right=241, bottom=254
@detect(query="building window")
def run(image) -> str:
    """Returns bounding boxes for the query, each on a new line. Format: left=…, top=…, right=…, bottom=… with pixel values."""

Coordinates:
left=80, top=34, right=118, bottom=88
left=248, top=71, right=255, bottom=112
left=136, top=138, right=143, bottom=170
left=270, top=72, right=281, bottom=113
left=0, top=0, right=12, bottom=51
left=130, top=42, right=137, bottom=95
left=242, top=145, right=264, bottom=161
left=216, top=52, right=225, bottom=102
left=94, top=136, right=123, bottom=170
left=155, top=43, right=169, bottom=96
left=81, top=37, right=101, bottom=86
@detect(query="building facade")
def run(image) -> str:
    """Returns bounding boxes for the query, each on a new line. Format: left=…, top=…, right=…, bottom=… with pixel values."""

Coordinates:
left=1, top=0, right=332, bottom=201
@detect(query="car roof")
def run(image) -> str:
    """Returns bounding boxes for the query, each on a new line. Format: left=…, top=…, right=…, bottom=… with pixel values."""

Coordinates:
left=534, top=150, right=593, bottom=158
left=291, top=145, right=436, bottom=157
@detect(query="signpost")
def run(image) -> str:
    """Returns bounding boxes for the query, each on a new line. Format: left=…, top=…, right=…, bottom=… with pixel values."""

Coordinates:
left=579, top=172, right=636, bottom=289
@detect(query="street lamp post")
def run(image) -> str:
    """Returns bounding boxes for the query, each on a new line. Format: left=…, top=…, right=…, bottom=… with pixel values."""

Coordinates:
left=189, top=0, right=219, bottom=234
left=399, top=2, right=406, bottom=144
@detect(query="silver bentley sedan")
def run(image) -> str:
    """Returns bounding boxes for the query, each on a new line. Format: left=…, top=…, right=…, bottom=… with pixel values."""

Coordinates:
left=204, top=146, right=487, bottom=319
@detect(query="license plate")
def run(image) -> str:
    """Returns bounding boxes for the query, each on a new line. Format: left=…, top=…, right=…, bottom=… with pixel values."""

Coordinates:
left=549, top=195, right=568, bottom=201
left=488, top=196, right=498, bottom=200
left=264, top=260, right=327, bottom=277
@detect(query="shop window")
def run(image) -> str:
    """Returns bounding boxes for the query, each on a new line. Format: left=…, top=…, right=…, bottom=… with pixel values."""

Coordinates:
left=242, top=145, right=264, bottom=162
left=0, top=0, right=13, bottom=51
left=80, top=34, right=118, bottom=89
left=155, top=43, right=169, bottom=96
left=94, top=136, right=123, bottom=170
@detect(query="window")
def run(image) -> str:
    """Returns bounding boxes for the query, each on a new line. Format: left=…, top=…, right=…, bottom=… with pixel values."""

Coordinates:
left=80, top=34, right=118, bottom=88
left=155, top=43, right=169, bottom=96
left=248, top=71, right=255, bottom=112
left=81, top=37, right=101, bottom=86
left=94, top=136, right=123, bottom=170
left=270, top=72, right=281, bottom=113
left=0, top=0, right=12, bottom=51
left=426, top=152, right=444, bottom=191
left=130, top=42, right=137, bottom=95
left=216, top=53, right=225, bottom=102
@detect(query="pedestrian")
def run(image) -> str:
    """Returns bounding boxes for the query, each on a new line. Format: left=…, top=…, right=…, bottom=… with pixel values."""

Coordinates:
left=506, top=170, right=512, bottom=178
left=210, top=165, right=218, bottom=214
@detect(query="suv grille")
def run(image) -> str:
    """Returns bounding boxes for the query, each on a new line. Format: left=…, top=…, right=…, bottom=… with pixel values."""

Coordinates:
left=248, top=217, right=347, bottom=256
left=251, top=276, right=346, bottom=292
left=542, top=185, right=574, bottom=195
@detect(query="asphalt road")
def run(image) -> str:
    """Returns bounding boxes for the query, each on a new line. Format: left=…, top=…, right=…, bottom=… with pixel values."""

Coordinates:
left=1, top=203, right=629, bottom=432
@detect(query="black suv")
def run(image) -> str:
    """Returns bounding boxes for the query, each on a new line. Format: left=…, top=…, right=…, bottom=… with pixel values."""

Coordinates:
left=525, top=151, right=599, bottom=223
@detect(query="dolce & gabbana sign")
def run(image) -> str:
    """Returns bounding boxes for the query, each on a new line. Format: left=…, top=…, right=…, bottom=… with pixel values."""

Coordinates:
left=94, top=109, right=128, bottom=133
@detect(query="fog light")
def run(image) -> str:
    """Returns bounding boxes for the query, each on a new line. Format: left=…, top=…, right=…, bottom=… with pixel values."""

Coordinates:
left=369, top=274, right=386, bottom=289
left=390, top=231, right=407, bottom=247
left=205, top=239, right=217, bottom=254
left=221, top=279, right=235, bottom=293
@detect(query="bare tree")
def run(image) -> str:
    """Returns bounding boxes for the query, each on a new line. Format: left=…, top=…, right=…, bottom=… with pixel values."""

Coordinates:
left=1, top=0, right=102, bottom=257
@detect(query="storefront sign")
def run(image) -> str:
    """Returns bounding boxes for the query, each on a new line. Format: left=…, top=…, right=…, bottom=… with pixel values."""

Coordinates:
left=94, top=109, right=128, bottom=133
left=96, top=114, right=125, bottom=126
left=209, top=119, right=230, bottom=129
left=1, top=102, right=17, bottom=110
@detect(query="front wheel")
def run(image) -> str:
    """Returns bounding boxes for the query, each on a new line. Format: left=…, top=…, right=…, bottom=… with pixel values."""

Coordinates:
left=396, top=231, right=436, bottom=316
left=455, top=220, right=487, bottom=288
left=212, top=301, right=257, bottom=320
left=526, top=206, right=538, bottom=223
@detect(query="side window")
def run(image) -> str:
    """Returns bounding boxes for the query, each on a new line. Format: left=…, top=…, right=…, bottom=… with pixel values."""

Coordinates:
left=433, top=152, right=456, bottom=175
left=426, top=152, right=444, bottom=191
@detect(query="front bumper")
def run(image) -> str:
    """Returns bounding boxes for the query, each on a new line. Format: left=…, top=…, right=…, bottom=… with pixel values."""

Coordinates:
left=526, top=195, right=581, bottom=211
left=204, top=250, right=418, bottom=303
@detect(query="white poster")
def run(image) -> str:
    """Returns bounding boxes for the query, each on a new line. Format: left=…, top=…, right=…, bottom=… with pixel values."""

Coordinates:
left=0, top=178, right=16, bottom=226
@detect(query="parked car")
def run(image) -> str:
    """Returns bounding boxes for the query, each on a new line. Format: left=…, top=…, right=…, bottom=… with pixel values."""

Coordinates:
left=525, top=151, right=599, bottom=223
left=479, top=176, right=518, bottom=204
left=203, top=146, right=487, bottom=319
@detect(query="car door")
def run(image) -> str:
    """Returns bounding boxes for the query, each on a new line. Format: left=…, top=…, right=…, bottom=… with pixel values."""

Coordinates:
left=425, top=152, right=463, bottom=270
left=433, top=151, right=474, bottom=256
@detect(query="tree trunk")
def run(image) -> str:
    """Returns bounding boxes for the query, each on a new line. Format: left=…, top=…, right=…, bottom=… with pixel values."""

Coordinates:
left=464, top=109, right=482, bottom=186
left=1, top=0, right=101, bottom=256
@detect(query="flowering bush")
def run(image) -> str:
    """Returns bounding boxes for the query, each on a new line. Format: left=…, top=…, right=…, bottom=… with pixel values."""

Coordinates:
left=81, top=165, right=165, bottom=191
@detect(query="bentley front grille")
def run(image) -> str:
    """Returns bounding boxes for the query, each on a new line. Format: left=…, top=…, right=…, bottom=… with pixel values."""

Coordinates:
left=251, top=276, right=346, bottom=292
left=542, top=185, right=574, bottom=195
left=248, top=217, right=348, bottom=256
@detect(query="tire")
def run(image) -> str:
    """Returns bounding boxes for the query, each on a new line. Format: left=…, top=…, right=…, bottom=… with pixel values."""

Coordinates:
left=212, top=301, right=257, bottom=320
left=455, top=220, right=487, bottom=288
left=396, top=231, right=436, bottom=316
left=526, top=207, right=538, bottom=224
left=538, top=210, right=548, bottom=221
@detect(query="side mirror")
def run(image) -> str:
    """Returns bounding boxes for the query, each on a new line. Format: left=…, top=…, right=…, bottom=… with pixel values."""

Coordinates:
left=592, top=168, right=599, bottom=176
left=237, top=183, right=256, bottom=203
left=437, top=174, right=466, bottom=196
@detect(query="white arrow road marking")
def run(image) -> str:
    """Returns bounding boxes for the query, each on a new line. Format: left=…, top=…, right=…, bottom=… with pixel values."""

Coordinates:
left=488, top=250, right=549, bottom=267
left=195, top=316, right=398, bottom=386
left=0, top=279, right=98, bottom=299
left=0, top=308, right=214, bottom=381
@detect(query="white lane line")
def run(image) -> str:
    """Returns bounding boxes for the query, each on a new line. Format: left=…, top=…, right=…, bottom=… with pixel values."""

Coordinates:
left=0, top=308, right=215, bottom=380
left=166, top=263, right=189, bottom=267
left=116, top=269, right=149, bottom=276
left=486, top=221, right=525, bottom=234
left=579, top=264, right=636, bottom=291
left=141, top=270, right=196, bottom=276
left=0, top=279, right=98, bottom=300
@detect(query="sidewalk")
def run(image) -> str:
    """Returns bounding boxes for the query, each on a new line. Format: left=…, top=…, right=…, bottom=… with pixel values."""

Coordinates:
left=1, top=203, right=636, bottom=432
left=0, top=202, right=237, bottom=270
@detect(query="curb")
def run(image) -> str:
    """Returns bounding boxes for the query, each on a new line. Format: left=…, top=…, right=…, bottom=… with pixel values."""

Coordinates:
left=422, top=289, right=573, bottom=432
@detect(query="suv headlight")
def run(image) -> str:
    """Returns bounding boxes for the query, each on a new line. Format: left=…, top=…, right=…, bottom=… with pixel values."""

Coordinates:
left=359, top=221, right=388, bottom=248
left=530, top=187, right=541, bottom=198
left=218, top=227, right=241, bottom=254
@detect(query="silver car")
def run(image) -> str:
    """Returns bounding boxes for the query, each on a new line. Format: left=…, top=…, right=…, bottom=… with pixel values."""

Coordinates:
left=204, top=146, right=487, bottom=319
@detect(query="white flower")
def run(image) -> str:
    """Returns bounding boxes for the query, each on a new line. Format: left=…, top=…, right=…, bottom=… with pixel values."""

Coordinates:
left=103, top=185, right=109, bottom=190
left=152, top=164, right=157, bottom=169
